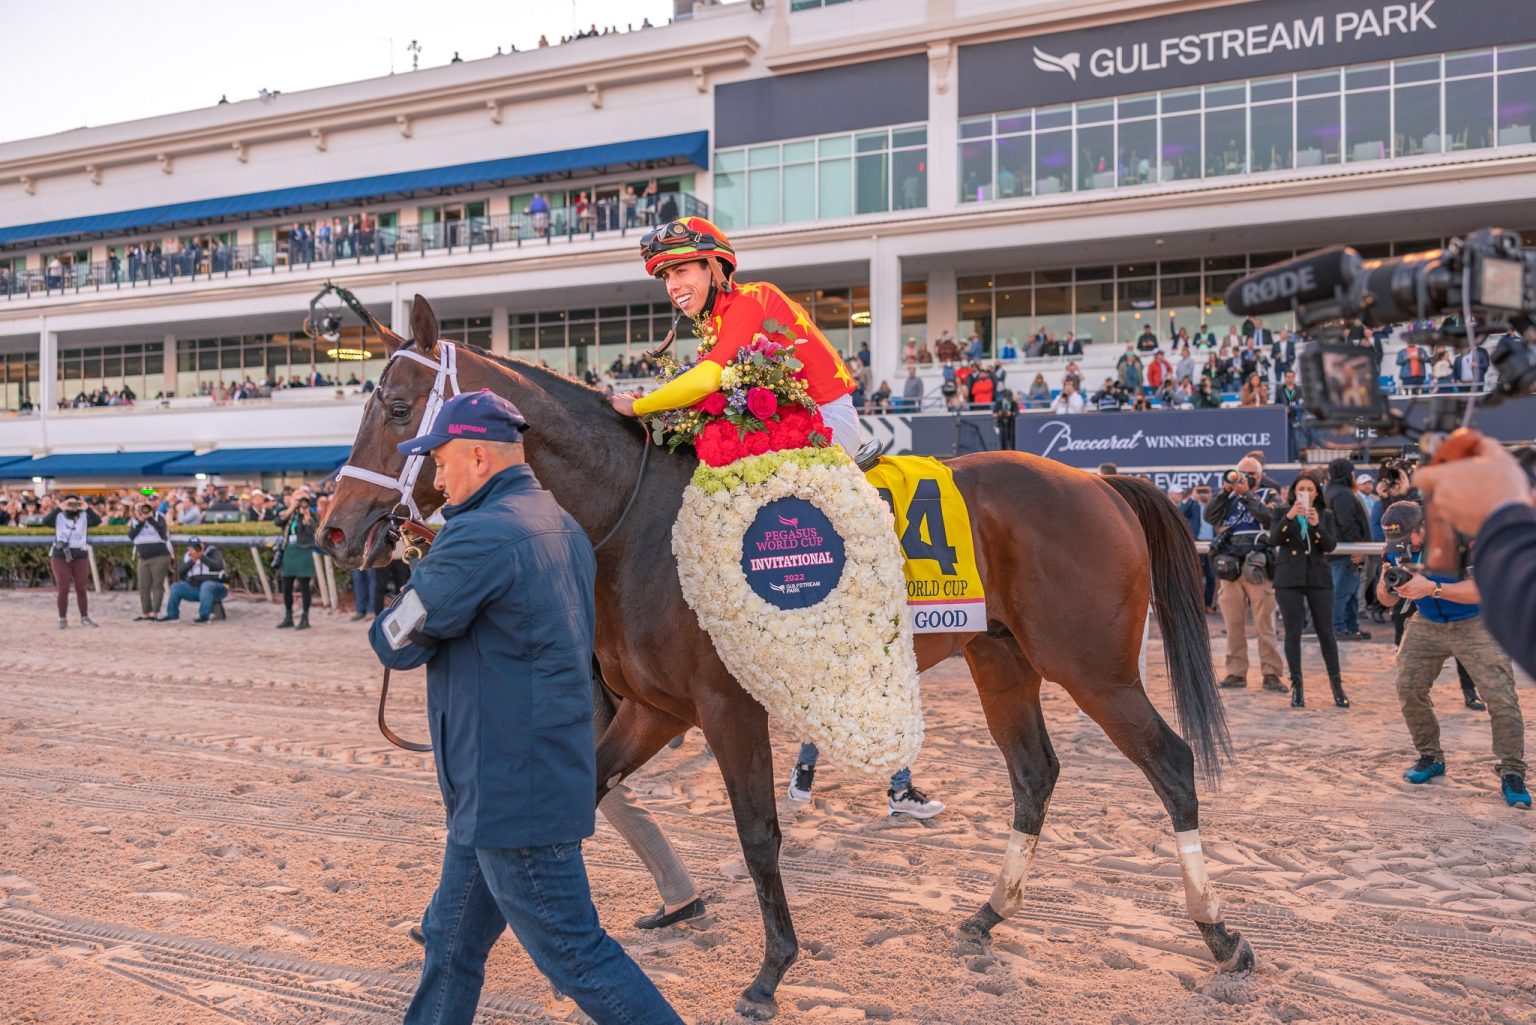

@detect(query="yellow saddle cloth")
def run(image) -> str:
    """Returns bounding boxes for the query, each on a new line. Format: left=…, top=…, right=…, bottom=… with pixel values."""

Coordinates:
left=863, top=456, right=986, bottom=633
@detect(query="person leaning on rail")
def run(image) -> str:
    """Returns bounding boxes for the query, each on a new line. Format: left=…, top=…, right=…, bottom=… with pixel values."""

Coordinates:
left=369, top=390, right=683, bottom=1025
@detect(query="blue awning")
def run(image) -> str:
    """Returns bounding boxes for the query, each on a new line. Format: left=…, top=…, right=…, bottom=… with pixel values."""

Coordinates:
left=0, top=450, right=193, bottom=479
left=158, top=446, right=352, bottom=475
left=0, top=131, right=710, bottom=246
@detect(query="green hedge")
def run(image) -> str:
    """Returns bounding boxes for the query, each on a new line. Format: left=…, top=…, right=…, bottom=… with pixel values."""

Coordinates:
left=0, top=525, right=355, bottom=601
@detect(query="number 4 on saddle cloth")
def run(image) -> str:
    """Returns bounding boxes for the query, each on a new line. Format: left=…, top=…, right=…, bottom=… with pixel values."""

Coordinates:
left=864, top=456, right=986, bottom=634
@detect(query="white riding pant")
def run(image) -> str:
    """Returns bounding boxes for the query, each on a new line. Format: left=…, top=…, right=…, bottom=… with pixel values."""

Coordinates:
left=819, top=393, right=864, bottom=457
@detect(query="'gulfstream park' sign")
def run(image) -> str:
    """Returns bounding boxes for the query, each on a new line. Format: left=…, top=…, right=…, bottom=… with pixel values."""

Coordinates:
left=960, top=0, right=1531, bottom=113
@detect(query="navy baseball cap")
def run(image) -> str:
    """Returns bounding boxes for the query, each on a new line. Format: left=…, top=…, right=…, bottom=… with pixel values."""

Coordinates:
left=397, top=390, right=529, bottom=456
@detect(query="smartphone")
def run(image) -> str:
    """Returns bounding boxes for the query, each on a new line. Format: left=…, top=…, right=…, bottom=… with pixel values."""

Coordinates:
left=1297, top=491, right=1312, bottom=511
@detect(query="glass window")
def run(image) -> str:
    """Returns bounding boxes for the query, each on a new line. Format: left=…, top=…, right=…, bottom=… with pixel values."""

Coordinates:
left=1160, top=113, right=1200, bottom=180
left=1345, top=89, right=1390, bottom=161
left=782, top=140, right=816, bottom=163
left=1395, top=56, right=1440, bottom=84
left=1204, top=84, right=1246, bottom=108
left=1346, top=63, right=1390, bottom=89
left=1498, top=44, right=1536, bottom=71
left=1446, top=49, right=1494, bottom=77
left=1037, top=105, right=1073, bottom=129
left=1118, top=95, right=1156, bottom=119
left=892, top=148, right=926, bottom=210
left=959, top=140, right=993, bottom=203
left=1118, top=119, right=1156, bottom=185
left=856, top=130, right=888, bottom=153
left=1250, top=76, right=1293, bottom=102
left=1162, top=89, right=1200, bottom=113
left=748, top=144, right=781, bottom=167
left=714, top=171, right=745, bottom=229
left=818, top=134, right=852, bottom=158
left=1498, top=70, right=1536, bottom=145
left=1250, top=102, right=1293, bottom=172
left=997, top=113, right=1031, bottom=134
left=996, top=135, right=1031, bottom=198
left=1394, top=82, right=1441, bottom=156
left=818, top=158, right=853, bottom=218
left=1204, top=107, right=1246, bottom=177
left=1297, top=70, right=1339, bottom=97
left=783, top=163, right=816, bottom=222
left=1077, top=101, right=1113, bottom=124
left=892, top=126, right=927, bottom=148
left=1077, top=123, right=1114, bottom=190
left=1297, top=94, right=1342, bottom=165
left=1035, top=124, right=1072, bottom=195
left=715, top=149, right=745, bottom=173
left=748, top=167, right=781, bottom=224
left=1446, top=76, right=1494, bottom=150
left=855, top=150, right=889, bottom=214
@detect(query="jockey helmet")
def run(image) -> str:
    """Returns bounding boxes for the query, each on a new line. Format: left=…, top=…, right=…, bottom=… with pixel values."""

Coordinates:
left=641, top=217, right=736, bottom=278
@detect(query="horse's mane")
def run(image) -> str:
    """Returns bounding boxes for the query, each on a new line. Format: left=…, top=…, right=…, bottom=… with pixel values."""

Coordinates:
left=459, top=344, right=654, bottom=442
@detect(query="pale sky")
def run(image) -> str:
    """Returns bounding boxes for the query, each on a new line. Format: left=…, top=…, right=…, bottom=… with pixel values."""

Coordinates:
left=0, top=1, right=698, bottom=144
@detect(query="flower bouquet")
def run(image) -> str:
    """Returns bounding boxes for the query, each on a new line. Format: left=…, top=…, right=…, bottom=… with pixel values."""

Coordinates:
left=648, top=333, right=831, bottom=468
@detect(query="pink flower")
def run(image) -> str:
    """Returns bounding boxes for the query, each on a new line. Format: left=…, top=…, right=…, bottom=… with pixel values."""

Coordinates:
left=746, top=387, right=778, bottom=420
left=699, top=392, right=728, bottom=416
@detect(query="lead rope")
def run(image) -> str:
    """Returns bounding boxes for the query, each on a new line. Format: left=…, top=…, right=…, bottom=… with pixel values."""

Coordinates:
left=377, top=422, right=652, bottom=752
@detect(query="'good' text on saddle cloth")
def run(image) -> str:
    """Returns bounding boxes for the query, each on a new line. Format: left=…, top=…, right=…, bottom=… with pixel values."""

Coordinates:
left=863, top=456, right=987, bottom=634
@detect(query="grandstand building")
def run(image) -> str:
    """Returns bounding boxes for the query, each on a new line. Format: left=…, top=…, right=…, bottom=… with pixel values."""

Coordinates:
left=2, top=0, right=1534, bottom=483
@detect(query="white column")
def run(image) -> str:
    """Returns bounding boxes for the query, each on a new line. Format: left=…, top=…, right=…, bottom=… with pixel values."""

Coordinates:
left=490, top=305, right=510, bottom=356
left=390, top=281, right=409, bottom=338
left=162, top=333, right=177, bottom=397
left=869, top=236, right=903, bottom=392
left=927, top=40, right=958, bottom=216
left=927, top=268, right=957, bottom=345
left=38, top=324, right=57, bottom=415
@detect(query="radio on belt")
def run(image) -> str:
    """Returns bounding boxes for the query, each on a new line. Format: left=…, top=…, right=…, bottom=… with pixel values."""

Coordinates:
left=382, top=589, right=429, bottom=650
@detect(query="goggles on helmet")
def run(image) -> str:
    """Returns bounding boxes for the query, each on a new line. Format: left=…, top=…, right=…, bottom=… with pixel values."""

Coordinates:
left=640, top=221, right=723, bottom=260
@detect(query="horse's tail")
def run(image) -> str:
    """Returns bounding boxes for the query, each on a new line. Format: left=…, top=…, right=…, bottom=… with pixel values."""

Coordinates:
left=1103, top=474, right=1232, bottom=782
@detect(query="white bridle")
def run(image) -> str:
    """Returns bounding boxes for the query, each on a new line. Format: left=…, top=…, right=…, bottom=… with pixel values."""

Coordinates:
left=336, top=341, right=460, bottom=521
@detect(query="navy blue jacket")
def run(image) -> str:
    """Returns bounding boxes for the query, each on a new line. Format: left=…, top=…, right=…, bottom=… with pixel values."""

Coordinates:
left=369, top=464, right=597, bottom=848
left=1476, top=501, right=1536, bottom=680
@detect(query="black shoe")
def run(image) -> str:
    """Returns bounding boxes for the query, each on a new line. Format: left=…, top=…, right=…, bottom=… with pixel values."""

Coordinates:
left=192, top=617, right=210, bottom=624
left=276, top=616, right=293, bottom=629
left=1290, top=683, right=1305, bottom=708
left=212, top=601, right=226, bottom=621
left=1464, top=692, right=1487, bottom=712
left=634, top=897, right=706, bottom=930
left=1262, top=674, right=1288, bottom=693
left=1218, top=675, right=1248, bottom=689
left=408, top=925, right=425, bottom=946
left=349, top=611, right=367, bottom=621
left=1330, top=678, right=1351, bottom=709
left=296, top=616, right=310, bottom=631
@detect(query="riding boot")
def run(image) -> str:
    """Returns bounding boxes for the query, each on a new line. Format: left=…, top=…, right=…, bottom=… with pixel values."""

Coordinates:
left=276, top=615, right=293, bottom=629
left=1330, top=677, right=1351, bottom=709
left=1290, top=681, right=1305, bottom=708
left=296, top=614, right=310, bottom=631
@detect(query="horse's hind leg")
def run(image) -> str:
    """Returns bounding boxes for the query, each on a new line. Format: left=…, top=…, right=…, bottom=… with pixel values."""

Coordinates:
left=1068, top=680, right=1255, bottom=972
left=697, top=694, right=797, bottom=1020
left=957, top=628, right=1059, bottom=941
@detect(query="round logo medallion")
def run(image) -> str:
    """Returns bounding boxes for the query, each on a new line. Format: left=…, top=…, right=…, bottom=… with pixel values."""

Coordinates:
left=740, top=497, right=846, bottom=610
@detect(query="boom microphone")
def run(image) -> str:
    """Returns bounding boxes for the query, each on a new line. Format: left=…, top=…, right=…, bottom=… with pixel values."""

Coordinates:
left=1225, top=246, right=1363, bottom=316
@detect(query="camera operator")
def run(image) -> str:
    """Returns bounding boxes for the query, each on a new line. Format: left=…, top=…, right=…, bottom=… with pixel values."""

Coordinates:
left=1323, top=459, right=1373, bottom=641
left=162, top=540, right=229, bottom=623
left=1204, top=455, right=1284, bottom=692
left=43, top=493, right=101, bottom=629
left=1415, top=435, right=1536, bottom=680
left=275, top=490, right=319, bottom=630
left=1374, top=501, right=1528, bottom=808
left=128, top=500, right=172, bottom=621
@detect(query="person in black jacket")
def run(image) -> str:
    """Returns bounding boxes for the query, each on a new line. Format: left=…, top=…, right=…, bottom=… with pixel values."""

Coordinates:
left=163, top=541, right=229, bottom=623
left=1269, top=475, right=1348, bottom=709
left=1323, top=457, right=1372, bottom=640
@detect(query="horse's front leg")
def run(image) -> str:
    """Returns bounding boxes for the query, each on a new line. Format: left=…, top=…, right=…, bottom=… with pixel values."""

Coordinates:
left=696, top=687, right=797, bottom=1020
left=593, top=696, right=689, bottom=804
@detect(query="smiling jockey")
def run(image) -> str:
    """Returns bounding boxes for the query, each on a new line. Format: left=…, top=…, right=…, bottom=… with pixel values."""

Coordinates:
left=609, top=217, right=945, bottom=821
left=608, top=217, right=865, bottom=457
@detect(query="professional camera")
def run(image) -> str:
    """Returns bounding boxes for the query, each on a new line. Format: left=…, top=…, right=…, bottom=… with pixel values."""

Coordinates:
left=1382, top=561, right=1415, bottom=592
left=1222, top=468, right=1258, bottom=488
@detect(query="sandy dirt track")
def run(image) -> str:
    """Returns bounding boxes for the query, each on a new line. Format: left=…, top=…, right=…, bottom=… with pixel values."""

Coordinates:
left=3, top=589, right=1535, bottom=1025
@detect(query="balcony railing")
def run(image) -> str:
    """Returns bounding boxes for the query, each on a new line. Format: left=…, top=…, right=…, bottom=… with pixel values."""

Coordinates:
left=1, top=193, right=709, bottom=301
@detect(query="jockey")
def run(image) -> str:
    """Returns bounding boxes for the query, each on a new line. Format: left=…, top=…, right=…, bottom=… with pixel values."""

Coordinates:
left=610, top=217, right=944, bottom=821
left=608, top=216, right=866, bottom=457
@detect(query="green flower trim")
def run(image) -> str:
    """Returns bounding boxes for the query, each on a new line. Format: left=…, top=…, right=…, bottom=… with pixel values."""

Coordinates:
left=689, top=446, right=849, bottom=495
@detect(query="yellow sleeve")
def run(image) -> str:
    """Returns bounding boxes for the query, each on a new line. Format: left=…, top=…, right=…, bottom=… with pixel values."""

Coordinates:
left=632, top=361, right=723, bottom=416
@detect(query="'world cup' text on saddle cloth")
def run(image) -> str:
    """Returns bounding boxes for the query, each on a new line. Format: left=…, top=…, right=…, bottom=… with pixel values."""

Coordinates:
left=863, top=456, right=987, bottom=635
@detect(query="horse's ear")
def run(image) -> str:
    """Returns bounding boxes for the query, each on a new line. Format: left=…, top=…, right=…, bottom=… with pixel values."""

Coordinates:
left=373, top=315, right=409, bottom=354
left=409, top=295, right=439, bottom=358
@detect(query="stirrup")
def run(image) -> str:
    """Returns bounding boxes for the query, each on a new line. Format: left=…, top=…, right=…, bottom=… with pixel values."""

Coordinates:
left=854, top=440, right=883, bottom=472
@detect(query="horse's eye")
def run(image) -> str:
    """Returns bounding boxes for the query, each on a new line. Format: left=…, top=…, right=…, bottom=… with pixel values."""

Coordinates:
left=389, top=403, right=411, bottom=420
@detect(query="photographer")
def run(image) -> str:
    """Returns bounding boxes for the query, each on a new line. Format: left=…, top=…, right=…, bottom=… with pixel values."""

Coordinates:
left=1374, top=501, right=1528, bottom=808
left=43, top=494, right=101, bottom=629
left=162, top=540, right=229, bottom=623
left=1204, top=456, right=1284, bottom=691
left=275, top=490, right=319, bottom=630
left=1415, top=435, right=1536, bottom=679
left=1268, top=475, right=1348, bottom=709
left=1322, top=458, right=1372, bottom=641
left=128, top=500, right=173, bottom=621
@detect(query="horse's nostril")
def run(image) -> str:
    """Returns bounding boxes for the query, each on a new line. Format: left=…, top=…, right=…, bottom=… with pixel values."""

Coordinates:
left=327, top=527, right=347, bottom=547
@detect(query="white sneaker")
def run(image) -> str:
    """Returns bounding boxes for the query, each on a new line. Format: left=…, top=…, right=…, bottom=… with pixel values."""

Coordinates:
left=787, top=762, right=815, bottom=803
left=888, top=785, right=944, bottom=819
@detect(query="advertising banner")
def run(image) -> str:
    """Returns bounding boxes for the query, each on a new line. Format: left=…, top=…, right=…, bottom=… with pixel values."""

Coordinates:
left=960, top=0, right=1532, bottom=114
left=1009, top=407, right=1289, bottom=469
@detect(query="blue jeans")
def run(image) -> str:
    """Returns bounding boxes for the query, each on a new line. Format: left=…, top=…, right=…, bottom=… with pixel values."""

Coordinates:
left=796, top=742, right=910, bottom=793
left=350, top=568, right=381, bottom=614
left=406, top=838, right=682, bottom=1025
left=164, top=580, right=228, bottom=621
left=1330, top=557, right=1361, bottom=633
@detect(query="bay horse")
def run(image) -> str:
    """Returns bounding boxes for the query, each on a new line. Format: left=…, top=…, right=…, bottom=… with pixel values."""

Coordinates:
left=319, top=296, right=1255, bottom=1018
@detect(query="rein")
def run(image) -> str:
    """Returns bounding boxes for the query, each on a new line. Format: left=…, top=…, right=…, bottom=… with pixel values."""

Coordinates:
left=367, top=359, right=654, bottom=753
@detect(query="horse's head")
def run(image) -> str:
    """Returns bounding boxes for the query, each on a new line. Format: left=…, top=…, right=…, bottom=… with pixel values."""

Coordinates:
left=319, top=295, right=451, bottom=569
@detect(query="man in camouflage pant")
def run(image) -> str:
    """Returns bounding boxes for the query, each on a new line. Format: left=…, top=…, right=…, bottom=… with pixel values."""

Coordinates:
left=1377, top=502, right=1529, bottom=808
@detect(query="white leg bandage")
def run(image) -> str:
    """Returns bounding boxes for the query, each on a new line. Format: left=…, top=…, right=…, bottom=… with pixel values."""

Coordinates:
left=988, top=830, right=1038, bottom=918
left=1174, top=828, right=1222, bottom=924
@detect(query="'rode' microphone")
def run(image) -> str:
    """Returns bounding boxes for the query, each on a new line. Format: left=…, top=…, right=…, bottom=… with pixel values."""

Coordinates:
left=1225, top=246, right=1363, bottom=316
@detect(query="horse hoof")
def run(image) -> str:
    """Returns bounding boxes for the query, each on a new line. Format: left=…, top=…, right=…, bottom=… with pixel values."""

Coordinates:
left=958, top=903, right=1002, bottom=943
left=735, top=992, right=778, bottom=1020
left=1219, top=933, right=1256, bottom=973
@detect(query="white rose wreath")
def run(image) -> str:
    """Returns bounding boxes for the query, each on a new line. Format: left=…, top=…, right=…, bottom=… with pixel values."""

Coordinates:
left=673, top=447, right=923, bottom=774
